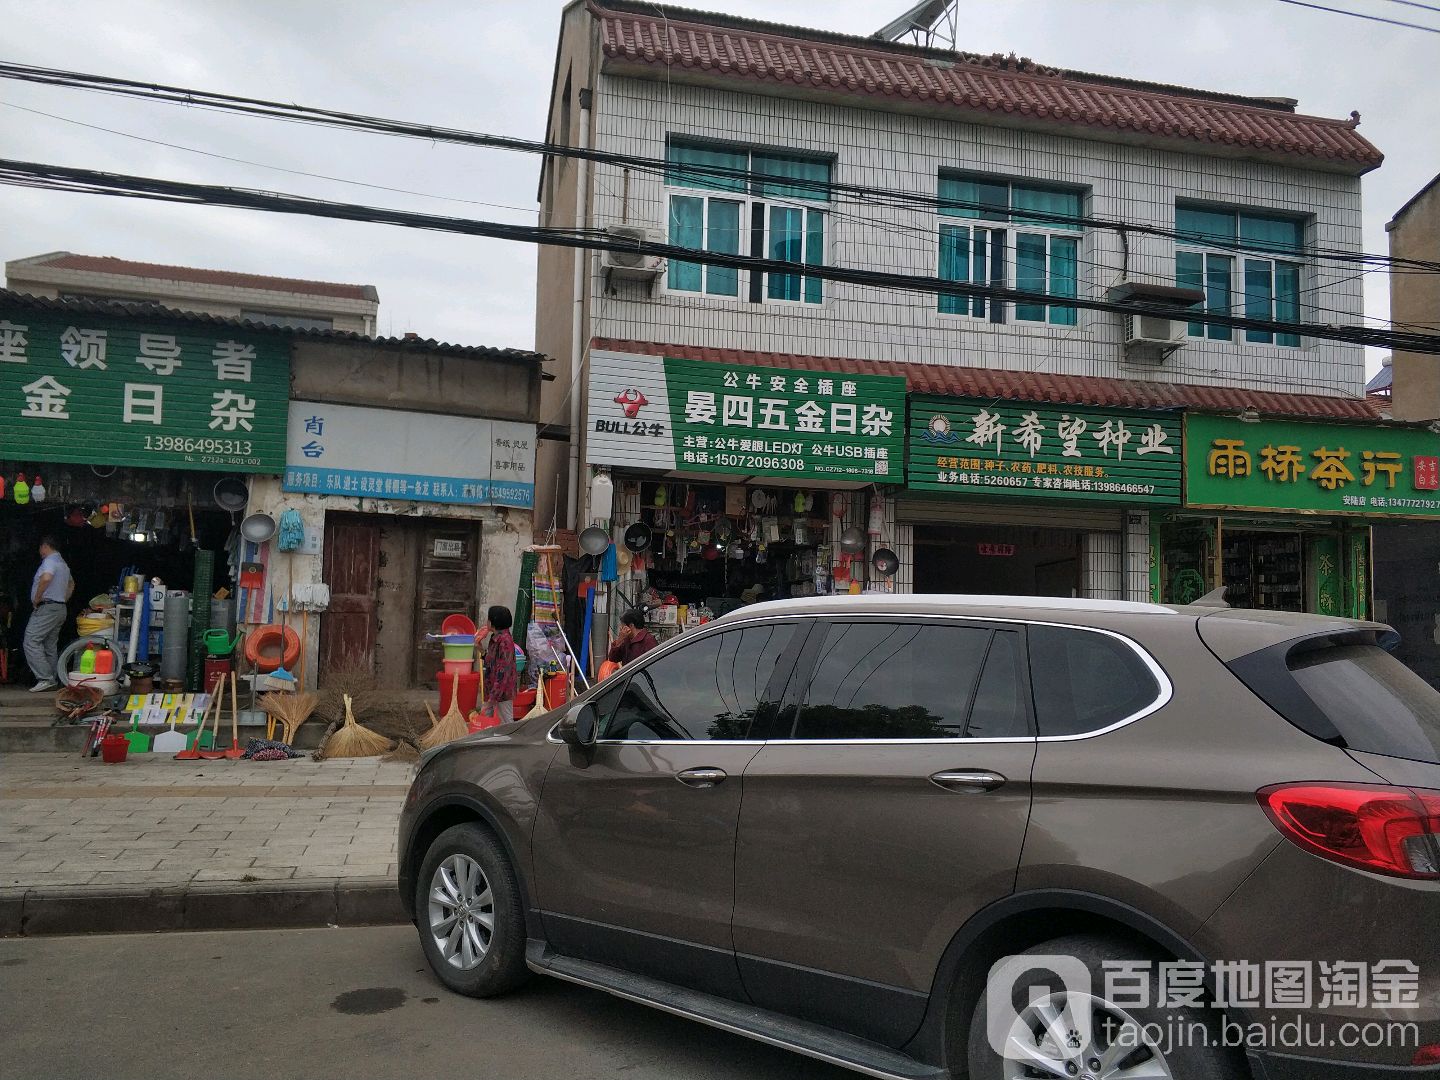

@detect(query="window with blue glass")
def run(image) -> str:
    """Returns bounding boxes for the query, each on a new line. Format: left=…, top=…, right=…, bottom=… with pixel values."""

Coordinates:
left=665, top=139, right=830, bottom=305
left=1175, top=205, right=1303, bottom=347
left=937, top=173, right=1082, bottom=324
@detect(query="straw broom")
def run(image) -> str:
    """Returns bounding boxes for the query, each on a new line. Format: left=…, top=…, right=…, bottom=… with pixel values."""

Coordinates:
left=321, top=693, right=391, bottom=758
left=259, top=691, right=319, bottom=745
left=419, top=698, right=469, bottom=751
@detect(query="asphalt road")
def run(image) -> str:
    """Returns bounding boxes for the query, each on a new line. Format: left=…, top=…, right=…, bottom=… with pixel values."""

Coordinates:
left=1, top=925, right=854, bottom=1080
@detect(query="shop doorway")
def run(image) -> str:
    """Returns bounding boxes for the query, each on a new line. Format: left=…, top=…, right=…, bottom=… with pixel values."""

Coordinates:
left=320, top=513, right=482, bottom=689
left=913, top=524, right=1081, bottom=597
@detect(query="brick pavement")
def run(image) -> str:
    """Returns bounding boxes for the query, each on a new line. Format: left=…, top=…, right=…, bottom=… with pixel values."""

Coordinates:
left=1, top=753, right=415, bottom=933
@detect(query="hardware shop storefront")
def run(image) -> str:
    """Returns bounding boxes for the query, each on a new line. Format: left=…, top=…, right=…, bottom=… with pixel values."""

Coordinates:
left=0, top=303, right=289, bottom=683
left=585, top=349, right=907, bottom=630
left=900, top=397, right=1184, bottom=599
left=1161, top=413, right=1440, bottom=617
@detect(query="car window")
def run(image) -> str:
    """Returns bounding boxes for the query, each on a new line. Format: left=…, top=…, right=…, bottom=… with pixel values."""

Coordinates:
left=791, top=622, right=1023, bottom=740
left=1027, top=625, right=1162, bottom=737
left=602, top=623, right=797, bottom=741
left=1288, top=643, right=1440, bottom=764
left=967, top=631, right=1029, bottom=738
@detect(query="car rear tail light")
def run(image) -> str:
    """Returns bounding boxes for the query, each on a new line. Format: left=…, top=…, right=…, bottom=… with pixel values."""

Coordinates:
left=1258, top=783, right=1440, bottom=880
left=1414, top=1045, right=1440, bottom=1066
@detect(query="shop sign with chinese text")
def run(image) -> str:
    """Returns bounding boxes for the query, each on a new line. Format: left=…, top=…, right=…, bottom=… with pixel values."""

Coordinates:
left=282, top=401, right=535, bottom=507
left=586, top=350, right=906, bottom=482
left=1185, top=413, right=1440, bottom=518
left=0, top=309, right=288, bottom=472
left=906, top=396, right=1183, bottom=505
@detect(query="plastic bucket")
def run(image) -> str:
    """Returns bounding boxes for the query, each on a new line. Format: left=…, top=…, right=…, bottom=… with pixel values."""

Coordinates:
left=100, top=735, right=130, bottom=764
left=442, top=642, right=476, bottom=661
left=442, top=658, right=473, bottom=678
left=437, top=671, right=481, bottom=716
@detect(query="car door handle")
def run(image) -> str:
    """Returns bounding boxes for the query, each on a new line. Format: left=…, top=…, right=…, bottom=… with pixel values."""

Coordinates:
left=930, top=770, right=1007, bottom=793
left=676, top=767, right=728, bottom=788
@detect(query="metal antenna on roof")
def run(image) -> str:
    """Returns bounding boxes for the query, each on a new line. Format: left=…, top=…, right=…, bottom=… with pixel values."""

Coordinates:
left=872, top=0, right=958, bottom=50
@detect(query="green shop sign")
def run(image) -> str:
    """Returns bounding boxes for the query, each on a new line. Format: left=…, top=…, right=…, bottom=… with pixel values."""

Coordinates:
left=1185, top=413, right=1440, bottom=518
left=907, top=396, right=1183, bottom=505
left=0, top=310, right=289, bottom=473
left=586, top=349, right=907, bottom=482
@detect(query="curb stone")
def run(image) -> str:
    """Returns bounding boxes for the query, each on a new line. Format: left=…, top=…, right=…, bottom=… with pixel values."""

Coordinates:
left=5, top=878, right=407, bottom=937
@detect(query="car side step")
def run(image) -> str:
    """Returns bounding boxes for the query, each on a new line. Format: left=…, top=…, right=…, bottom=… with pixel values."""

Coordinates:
left=526, top=942, right=948, bottom=1080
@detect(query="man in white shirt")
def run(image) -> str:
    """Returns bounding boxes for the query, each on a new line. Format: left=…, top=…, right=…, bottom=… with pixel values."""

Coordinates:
left=25, top=535, right=73, bottom=692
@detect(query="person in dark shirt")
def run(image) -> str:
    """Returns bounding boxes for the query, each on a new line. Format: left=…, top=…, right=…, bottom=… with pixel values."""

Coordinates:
left=607, top=608, right=659, bottom=666
left=476, top=605, right=518, bottom=723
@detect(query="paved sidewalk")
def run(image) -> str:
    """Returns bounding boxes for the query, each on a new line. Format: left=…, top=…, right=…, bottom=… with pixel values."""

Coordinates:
left=0, top=753, right=416, bottom=936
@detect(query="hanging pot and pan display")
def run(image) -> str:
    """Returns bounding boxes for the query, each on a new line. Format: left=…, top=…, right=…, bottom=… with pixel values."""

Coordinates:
left=872, top=547, right=900, bottom=578
left=579, top=526, right=610, bottom=556
left=213, top=477, right=248, bottom=522
left=623, top=522, right=653, bottom=553
left=240, top=512, right=277, bottom=544
left=839, top=526, right=867, bottom=554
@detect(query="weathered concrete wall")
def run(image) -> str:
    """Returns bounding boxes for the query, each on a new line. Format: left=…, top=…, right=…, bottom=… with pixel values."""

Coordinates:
left=1389, top=179, right=1440, bottom=421
left=244, top=476, right=532, bottom=682
left=290, top=340, right=541, bottom=423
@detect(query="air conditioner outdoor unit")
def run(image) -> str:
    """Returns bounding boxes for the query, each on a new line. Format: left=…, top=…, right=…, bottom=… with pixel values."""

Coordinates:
left=601, top=226, right=667, bottom=279
left=1124, top=314, right=1184, bottom=348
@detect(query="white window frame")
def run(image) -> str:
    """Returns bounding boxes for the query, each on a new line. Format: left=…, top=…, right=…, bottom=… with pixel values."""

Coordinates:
left=663, top=186, right=828, bottom=308
left=1174, top=206, right=1305, bottom=349
left=935, top=179, right=1083, bottom=327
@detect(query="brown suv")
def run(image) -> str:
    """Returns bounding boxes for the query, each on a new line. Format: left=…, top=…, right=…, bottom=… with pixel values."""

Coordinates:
left=398, top=596, right=1440, bottom=1079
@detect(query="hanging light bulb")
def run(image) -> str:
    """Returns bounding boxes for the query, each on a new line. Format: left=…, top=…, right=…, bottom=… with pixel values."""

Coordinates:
left=29, top=474, right=45, bottom=503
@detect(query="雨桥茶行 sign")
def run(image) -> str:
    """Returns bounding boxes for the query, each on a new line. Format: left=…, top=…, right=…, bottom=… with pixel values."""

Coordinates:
left=587, top=350, right=906, bottom=482
left=906, top=396, right=1183, bottom=505
left=0, top=310, right=289, bottom=472
left=1185, top=413, right=1440, bottom=518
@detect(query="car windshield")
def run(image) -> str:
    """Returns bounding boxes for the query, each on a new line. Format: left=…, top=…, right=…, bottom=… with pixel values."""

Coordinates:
left=1289, top=643, right=1440, bottom=764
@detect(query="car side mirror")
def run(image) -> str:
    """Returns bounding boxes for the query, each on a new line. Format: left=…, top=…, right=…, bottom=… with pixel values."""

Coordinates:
left=557, top=702, right=599, bottom=748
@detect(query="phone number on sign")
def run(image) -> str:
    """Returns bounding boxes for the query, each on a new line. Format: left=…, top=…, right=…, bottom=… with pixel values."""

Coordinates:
left=713, top=453, right=807, bottom=471
left=144, top=436, right=255, bottom=456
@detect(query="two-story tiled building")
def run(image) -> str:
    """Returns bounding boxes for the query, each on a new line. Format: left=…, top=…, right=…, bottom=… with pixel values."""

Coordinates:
left=537, top=0, right=1410, bottom=620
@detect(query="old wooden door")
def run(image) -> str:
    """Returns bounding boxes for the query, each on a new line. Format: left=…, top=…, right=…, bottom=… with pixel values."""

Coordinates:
left=414, top=521, right=482, bottom=682
left=320, top=515, right=382, bottom=682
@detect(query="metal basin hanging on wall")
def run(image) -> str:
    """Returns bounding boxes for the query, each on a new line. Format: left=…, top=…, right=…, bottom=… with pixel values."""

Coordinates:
left=240, top=513, right=277, bottom=544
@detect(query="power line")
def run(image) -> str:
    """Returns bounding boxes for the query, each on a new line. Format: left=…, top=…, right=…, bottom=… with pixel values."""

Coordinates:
left=1387, top=0, right=1440, bottom=13
left=3, top=156, right=1438, bottom=355
left=1, top=58, right=1435, bottom=275
left=1276, top=0, right=1440, bottom=33
left=0, top=99, right=539, bottom=217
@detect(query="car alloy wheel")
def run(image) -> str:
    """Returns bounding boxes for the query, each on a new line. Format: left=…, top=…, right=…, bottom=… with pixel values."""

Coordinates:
left=428, top=853, right=495, bottom=970
left=1002, top=991, right=1172, bottom=1080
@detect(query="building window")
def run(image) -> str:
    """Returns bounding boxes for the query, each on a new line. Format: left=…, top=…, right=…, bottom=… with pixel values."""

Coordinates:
left=240, top=311, right=334, bottom=331
left=937, top=173, right=1082, bottom=325
left=665, top=139, right=829, bottom=305
left=1175, top=205, right=1303, bottom=347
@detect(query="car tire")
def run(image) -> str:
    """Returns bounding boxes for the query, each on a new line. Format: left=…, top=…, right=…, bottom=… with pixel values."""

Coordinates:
left=415, top=822, right=530, bottom=998
left=965, top=933, right=1245, bottom=1080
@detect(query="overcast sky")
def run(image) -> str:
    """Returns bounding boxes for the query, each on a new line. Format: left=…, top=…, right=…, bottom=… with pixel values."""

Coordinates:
left=0, top=0, right=1434, bottom=375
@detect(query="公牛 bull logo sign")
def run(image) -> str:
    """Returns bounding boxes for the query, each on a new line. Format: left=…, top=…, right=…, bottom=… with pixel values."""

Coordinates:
left=613, top=387, right=648, bottom=419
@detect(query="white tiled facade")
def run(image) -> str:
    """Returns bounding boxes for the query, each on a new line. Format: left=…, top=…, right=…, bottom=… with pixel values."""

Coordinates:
left=587, top=76, right=1366, bottom=400
left=569, top=66, right=1368, bottom=602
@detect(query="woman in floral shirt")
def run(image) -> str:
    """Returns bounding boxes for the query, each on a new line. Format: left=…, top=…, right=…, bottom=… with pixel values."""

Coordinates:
left=477, top=605, right=518, bottom=724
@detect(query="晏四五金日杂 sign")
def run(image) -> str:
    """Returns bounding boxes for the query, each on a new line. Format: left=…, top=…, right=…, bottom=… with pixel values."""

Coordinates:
left=1185, top=413, right=1440, bottom=518
left=906, top=396, right=1183, bottom=505
left=586, top=350, right=907, bottom=482
left=0, top=310, right=289, bottom=472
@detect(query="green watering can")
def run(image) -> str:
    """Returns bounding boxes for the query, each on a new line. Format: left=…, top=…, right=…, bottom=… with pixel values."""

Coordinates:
left=203, top=629, right=241, bottom=657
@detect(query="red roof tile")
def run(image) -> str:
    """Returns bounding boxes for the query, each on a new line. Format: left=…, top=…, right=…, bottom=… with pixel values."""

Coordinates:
left=592, top=337, right=1379, bottom=421
left=26, top=254, right=377, bottom=302
left=594, top=3, right=1382, bottom=173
